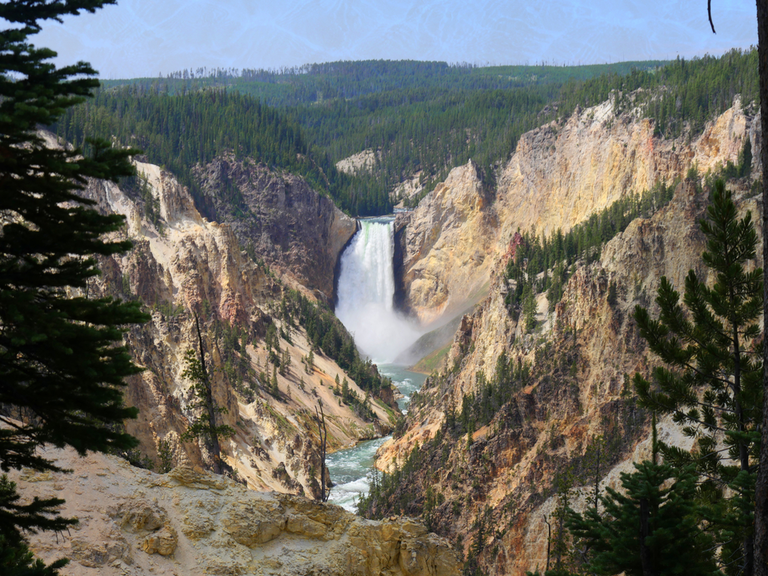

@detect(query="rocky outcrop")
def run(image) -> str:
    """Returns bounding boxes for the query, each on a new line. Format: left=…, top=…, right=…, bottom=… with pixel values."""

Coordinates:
left=193, top=155, right=357, bottom=302
left=77, top=153, right=395, bottom=498
left=15, top=445, right=460, bottom=576
left=336, top=149, right=379, bottom=174
left=376, top=168, right=761, bottom=574
left=396, top=162, right=495, bottom=324
left=398, top=98, right=758, bottom=323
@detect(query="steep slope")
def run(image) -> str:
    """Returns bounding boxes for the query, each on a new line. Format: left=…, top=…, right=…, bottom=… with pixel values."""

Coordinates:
left=370, top=96, right=762, bottom=574
left=373, top=178, right=762, bottom=574
left=193, top=154, right=357, bottom=302
left=397, top=96, right=758, bottom=323
left=72, top=142, right=396, bottom=499
left=13, top=444, right=460, bottom=576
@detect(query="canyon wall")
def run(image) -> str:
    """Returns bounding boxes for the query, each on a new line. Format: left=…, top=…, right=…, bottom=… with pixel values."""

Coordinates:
left=75, top=148, right=394, bottom=499
left=194, top=154, right=357, bottom=303
left=377, top=98, right=761, bottom=574
left=398, top=97, right=758, bottom=324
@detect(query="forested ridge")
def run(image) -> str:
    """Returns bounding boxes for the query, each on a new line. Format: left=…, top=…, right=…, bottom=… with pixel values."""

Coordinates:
left=53, top=88, right=392, bottom=216
left=56, top=49, right=757, bottom=218
left=103, top=59, right=667, bottom=107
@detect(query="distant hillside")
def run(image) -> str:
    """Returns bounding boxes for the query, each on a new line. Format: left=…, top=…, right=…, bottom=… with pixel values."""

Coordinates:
left=73, top=52, right=757, bottom=217
left=99, top=59, right=670, bottom=207
left=102, top=60, right=669, bottom=107
left=53, top=88, right=391, bottom=216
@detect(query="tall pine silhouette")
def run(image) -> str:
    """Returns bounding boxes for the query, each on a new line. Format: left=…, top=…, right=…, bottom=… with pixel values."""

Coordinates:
left=0, top=1, right=147, bottom=572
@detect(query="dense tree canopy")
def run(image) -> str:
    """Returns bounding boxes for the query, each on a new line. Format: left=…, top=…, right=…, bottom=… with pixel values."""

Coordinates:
left=0, top=0, right=147, bottom=571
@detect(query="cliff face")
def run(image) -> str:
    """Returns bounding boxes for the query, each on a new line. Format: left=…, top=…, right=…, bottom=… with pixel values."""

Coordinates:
left=79, top=156, right=394, bottom=499
left=15, top=445, right=460, bottom=576
left=398, top=98, right=758, bottom=323
left=194, top=154, right=357, bottom=303
left=376, top=179, right=762, bottom=575
left=375, top=98, right=762, bottom=574
left=396, top=162, right=495, bottom=324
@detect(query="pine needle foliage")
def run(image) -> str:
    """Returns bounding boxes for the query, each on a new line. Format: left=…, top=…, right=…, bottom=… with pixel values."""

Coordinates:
left=566, top=460, right=719, bottom=576
left=633, top=180, right=763, bottom=576
left=0, top=0, right=148, bottom=570
left=179, top=349, right=235, bottom=446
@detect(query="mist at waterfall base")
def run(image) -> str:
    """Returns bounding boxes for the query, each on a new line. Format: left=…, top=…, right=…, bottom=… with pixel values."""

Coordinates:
left=335, top=219, right=421, bottom=364
left=326, top=365, right=426, bottom=512
left=327, top=219, right=427, bottom=511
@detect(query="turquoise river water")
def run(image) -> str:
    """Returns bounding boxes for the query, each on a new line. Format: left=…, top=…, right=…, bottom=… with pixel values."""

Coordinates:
left=325, top=364, right=426, bottom=512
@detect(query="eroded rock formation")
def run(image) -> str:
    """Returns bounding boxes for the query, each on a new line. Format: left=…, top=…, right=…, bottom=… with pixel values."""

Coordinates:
left=398, top=97, right=758, bottom=323
left=375, top=97, right=762, bottom=575
left=76, top=151, right=395, bottom=498
left=15, top=445, right=460, bottom=576
left=194, top=154, right=357, bottom=303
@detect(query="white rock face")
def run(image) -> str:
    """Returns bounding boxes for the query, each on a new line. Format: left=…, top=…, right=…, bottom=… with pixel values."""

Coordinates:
left=15, top=445, right=460, bottom=576
left=336, top=149, right=379, bottom=175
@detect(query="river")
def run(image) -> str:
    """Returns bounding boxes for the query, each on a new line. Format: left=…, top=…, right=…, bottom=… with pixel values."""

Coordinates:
left=330, top=217, right=427, bottom=512
left=326, top=364, right=426, bottom=512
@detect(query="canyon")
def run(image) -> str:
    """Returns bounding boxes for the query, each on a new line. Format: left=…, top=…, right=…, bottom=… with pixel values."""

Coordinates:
left=71, top=142, right=398, bottom=498
left=15, top=90, right=760, bottom=575
left=376, top=96, right=760, bottom=574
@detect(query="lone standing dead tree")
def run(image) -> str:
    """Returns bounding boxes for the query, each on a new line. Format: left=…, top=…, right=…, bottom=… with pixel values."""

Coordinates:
left=180, top=315, right=235, bottom=475
left=316, top=402, right=329, bottom=502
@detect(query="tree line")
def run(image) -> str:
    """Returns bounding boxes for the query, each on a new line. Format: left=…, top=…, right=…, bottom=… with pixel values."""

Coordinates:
left=52, top=87, right=392, bottom=216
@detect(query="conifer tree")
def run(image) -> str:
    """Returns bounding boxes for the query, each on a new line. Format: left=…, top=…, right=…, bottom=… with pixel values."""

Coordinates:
left=179, top=333, right=235, bottom=476
left=0, top=1, right=147, bottom=571
left=566, top=456, right=718, bottom=576
left=633, top=180, right=762, bottom=575
left=522, top=283, right=537, bottom=332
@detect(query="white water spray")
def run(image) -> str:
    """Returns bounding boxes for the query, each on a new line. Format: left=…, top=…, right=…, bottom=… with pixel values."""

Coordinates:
left=335, top=218, right=421, bottom=363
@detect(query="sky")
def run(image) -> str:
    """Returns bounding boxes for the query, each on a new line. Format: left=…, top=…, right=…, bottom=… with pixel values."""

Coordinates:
left=30, top=0, right=759, bottom=79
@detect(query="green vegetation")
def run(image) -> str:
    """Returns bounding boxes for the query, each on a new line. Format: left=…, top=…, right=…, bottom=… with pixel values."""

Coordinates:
left=633, top=181, right=762, bottom=576
left=527, top=182, right=763, bottom=576
left=268, top=50, right=755, bottom=207
left=286, top=291, right=392, bottom=396
left=179, top=346, right=236, bottom=475
left=104, top=60, right=669, bottom=108
left=53, top=88, right=391, bottom=216
left=57, top=49, right=757, bottom=219
left=361, top=178, right=763, bottom=576
left=566, top=454, right=718, bottom=576
left=262, top=51, right=753, bottom=206
left=504, top=132, right=753, bottom=320
left=504, top=179, right=679, bottom=312
left=0, top=1, right=148, bottom=573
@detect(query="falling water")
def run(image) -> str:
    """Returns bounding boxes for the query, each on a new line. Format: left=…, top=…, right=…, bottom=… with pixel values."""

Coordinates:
left=327, top=218, right=426, bottom=511
left=335, top=218, right=421, bottom=363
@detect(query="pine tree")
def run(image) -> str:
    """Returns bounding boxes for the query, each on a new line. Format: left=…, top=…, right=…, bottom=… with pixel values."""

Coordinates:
left=305, top=349, right=315, bottom=374
left=0, top=1, right=147, bottom=570
left=271, top=365, right=279, bottom=398
left=179, top=334, right=235, bottom=475
left=633, top=180, right=762, bottom=575
left=522, top=283, right=537, bottom=332
left=566, top=458, right=718, bottom=576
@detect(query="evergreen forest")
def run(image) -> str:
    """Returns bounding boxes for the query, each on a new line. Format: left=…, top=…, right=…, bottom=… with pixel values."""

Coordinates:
left=53, top=48, right=759, bottom=218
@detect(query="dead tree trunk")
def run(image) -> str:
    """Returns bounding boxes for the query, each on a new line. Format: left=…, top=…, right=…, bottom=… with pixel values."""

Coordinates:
left=754, top=2, right=768, bottom=574
left=315, top=402, right=329, bottom=502
left=195, top=314, right=223, bottom=476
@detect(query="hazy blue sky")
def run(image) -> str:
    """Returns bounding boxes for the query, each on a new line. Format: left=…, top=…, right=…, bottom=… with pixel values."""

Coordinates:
left=31, top=0, right=758, bottom=79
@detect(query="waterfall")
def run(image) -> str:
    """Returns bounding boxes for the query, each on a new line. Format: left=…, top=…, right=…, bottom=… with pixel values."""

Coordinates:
left=335, top=218, right=420, bottom=363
